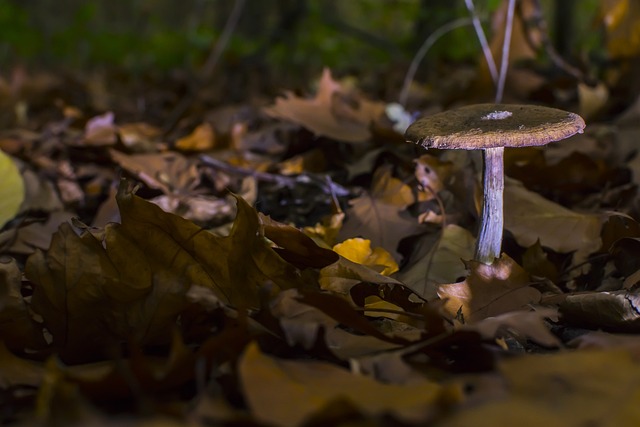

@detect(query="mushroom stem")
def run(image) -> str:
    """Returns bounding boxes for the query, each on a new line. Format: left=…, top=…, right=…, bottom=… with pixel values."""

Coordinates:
left=475, top=146, right=504, bottom=264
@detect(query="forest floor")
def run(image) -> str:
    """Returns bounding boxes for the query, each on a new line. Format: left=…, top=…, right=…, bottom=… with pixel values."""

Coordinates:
left=2, top=63, right=640, bottom=426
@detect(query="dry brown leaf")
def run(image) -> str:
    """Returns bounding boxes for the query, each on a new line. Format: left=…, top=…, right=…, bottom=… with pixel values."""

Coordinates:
left=265, top=68, right=384, bottom=143
left=260, top=213, right=338, bottom=269
left=117, top=122, right=162, bottom=152
left=0, top=257, right=46, bottom=352
left=559, top=289, right=640, bottom=332
left=440, top=349, right=640, bottom=427
left=437, top=254, right=540, bottom=323
left=239, top=341, right=452, bottom=427
left=504, top=179, right=603, bottom=258
left=339, top=165, right=421, bottom=260
left=25, top=183, right=304, bottom=362
left=468, top=307, right=561, bottom=347
left=397, top=224, right=475, bottom=301
left=319, top=254, right=402, bottom=295
left=109, top=150, right=200, bottom=195
left=82, top=111, right=118, bottom=146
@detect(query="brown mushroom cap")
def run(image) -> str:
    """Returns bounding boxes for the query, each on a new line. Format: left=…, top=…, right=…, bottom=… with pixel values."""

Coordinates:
left=405, top=104, right=586, bottom=150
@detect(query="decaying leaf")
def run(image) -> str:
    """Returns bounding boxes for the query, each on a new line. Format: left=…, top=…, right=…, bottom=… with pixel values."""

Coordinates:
left=319, top=255, right=402, bottom=295
left=260, top=213, right=338, bottom=269
left=398, top=224, right=475, bottom=301
left=440, top=349, right=640, bottom=426
left=469, top=307, right=560, bottom=347
left=339, top=165, right=422, bottom=260
left=437, top=254, right=541, bottom=323
left=239, top=341, right=455, bottom=427
left=265, top=68, right=385, bottom=143
left=559, top=288, right=640, bottom=332
left=25, top=181, right=305, bottom=362
left=0, top=257, right=46, bottom=352
left=504, top=179, right=603, bottom=259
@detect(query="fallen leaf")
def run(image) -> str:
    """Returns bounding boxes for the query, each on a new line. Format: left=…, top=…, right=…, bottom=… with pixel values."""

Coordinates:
left=265, top=68, right=384, bottom=143
left=109, top=150, right=199, bottom=195
left=82, top=111, right=117, bottom=146
left=25, top=181, right=304, bottom=362
left=559, top=288, right=640, bottom=332
left=397, top=224, right=475, bottom=301
left=339, top=165, right=421, bottom=260
left=333, top=237, right=398, bottom=275
left=117, top=122, right=162, bottom=152
left=260, top=213, right=338, bottom=269
left=319, top=255, right=402, bottom=295
left=0, top=341, right=44, bottom=388
left=239, top=341, right=453, bottom=427
left=0, top=149, right=24, bottom=229
left=569, top=330, right=640, bottom=360
left=175, top=122, right=216, bottom=151
left=469, top=307, right=561, bottom=347
left=504, top=178, right=603, bottom=259
left=437, top=254, right=540, bottom=323
left=440, top=349, right=640, bottom=427
left=0, top=257, right=46, bottom=352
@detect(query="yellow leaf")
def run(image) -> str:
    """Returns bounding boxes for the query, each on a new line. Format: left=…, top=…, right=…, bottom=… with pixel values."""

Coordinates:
left=175, top=122, right=215, bottom=151
left=333, top=237, right=398, bottom=275
left=0, top=149, right=24, bottom=229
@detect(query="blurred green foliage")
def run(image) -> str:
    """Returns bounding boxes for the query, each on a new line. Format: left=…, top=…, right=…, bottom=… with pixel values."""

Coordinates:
left=0, top=0, right=603, bottom=78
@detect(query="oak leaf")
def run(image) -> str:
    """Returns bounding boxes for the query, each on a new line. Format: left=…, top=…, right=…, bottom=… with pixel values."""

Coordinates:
left=25, top=181, right=304, bottom=362
left=265, top=68, right=385, bottom=143
left=437, top=254, right=540, bottom=323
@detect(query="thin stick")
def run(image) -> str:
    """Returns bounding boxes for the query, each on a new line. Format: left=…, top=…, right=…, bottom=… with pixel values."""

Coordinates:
left=464, top=0, right=499, bottom=85
left=495, top=0, right=517, bottom=103
left=399, top=17, right=474, bottom=106
left=201, top=0, right=247, bottom=78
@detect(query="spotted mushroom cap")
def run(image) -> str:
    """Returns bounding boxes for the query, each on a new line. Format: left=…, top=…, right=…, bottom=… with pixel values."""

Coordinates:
left=405, top=104, right=586, bottom=150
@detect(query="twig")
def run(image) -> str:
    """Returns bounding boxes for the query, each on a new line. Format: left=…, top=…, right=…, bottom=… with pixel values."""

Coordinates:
left=495, top=0, right=517, bottom=103
left=198, top=154, right=350, bottom=197
left=399, top=17, right=474, bottom=106
left=464, top=0, right=499, bottom=85
left=201, top=0, right=247, bottom=79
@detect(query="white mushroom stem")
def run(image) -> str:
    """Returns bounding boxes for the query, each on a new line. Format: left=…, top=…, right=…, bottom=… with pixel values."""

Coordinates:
left=475, top=146, right=504, bottom=264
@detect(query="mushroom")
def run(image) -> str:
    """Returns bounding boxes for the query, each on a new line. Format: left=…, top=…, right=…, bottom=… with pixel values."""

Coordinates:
left=405, top=103, right=586, bottom=264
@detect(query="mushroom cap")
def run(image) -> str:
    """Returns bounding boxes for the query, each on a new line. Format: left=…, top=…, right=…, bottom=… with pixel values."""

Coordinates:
left=405, top=104, right=586, bottom=150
